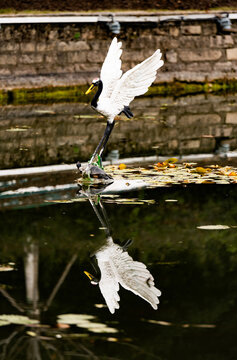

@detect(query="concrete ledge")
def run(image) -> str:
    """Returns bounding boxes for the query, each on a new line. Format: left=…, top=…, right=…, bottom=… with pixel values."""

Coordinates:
left=1, top=152, right=237, bottom=177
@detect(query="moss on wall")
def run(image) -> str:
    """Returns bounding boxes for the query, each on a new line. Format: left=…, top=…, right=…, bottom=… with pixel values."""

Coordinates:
left=0, top=79, right=237, bottom=106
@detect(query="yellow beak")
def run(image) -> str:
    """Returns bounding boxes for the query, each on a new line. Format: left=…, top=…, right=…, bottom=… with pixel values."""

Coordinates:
left=84, top=271, right=93, bottom=280
left=85, top=84, right=95, bottom=95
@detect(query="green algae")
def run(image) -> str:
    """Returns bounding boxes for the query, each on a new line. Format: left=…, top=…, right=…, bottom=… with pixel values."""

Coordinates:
left=0, top=85, right=89, bottom=106
left=146, top=79, right=237, bottom=97
left=0, top=79, right=237, bottom=106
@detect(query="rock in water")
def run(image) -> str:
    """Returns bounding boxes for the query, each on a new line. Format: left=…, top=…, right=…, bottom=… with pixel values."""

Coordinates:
left=76, top=162, right=114, bottom=184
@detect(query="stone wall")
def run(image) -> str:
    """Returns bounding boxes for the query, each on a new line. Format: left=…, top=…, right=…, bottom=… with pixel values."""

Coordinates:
left=0, top=94, right=236, bottom=169
left=0, top=18, right=237, bottom=89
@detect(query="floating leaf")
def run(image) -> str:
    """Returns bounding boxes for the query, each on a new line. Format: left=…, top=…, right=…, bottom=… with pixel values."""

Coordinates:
left=58, top=314, right=95, bottom=324
left=193, top=167, right=211, bottom=175
left=26, top=331, right=37, bottom=337
left=118, top=163, right=127, bottom=170
left=0, top=315, right=39, bottom=325
left=0, top=264, right=14, bottom=272
left=164, top=158, right=178, bottom=164
left=57, top=314, right=118, bottom=334
left=197, top=225, right=230, bottom=230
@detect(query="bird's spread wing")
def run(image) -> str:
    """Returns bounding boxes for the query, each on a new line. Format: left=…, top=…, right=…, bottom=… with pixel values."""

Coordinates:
left=97, top=259, right=120, bottom=314
left=100, top=37, right=123, bottom=99
left=111, top=49, right=163, bottom=111
left=113, top=248, right=161, bottom=309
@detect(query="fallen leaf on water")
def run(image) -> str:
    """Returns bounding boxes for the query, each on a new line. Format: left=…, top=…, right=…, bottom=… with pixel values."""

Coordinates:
left=197, top=225, right=230, bottom=230
left=118, top=163, right=127, bottom=170
left=164, top=157, right=178, bottom=164
left=193, top=167, right=211, bottom=175
left=0, top=315, right=39, bottom=326
left=0, top=264, right=14, bottom=272
left=201, top=180, right=215, bottom=184
left=57, top=323, right=70, bottom=329
left=27, top=331, right=37, bottom=337
left=228, top=172, right=237, bottom=176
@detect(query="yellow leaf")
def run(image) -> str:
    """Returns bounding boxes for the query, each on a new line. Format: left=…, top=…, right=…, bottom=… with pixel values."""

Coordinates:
left=165, top=157, right=178, bottom=164
left=194, top=167, right=211, bottom=174
left=118, top=163, right=127, bottom=170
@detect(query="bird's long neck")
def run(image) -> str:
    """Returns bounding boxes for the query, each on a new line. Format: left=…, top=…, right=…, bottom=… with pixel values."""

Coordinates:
left=91, top=80, right=103, bottom=108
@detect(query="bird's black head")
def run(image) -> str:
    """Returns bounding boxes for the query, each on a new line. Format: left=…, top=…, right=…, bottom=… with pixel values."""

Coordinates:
left=84, top=271, right=99, bottom=285
left=92, top=78, right=100, bottom=86
left=85, top=78, right=101, bottom=94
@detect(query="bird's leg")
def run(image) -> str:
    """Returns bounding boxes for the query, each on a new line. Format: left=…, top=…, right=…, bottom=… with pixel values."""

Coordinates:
left=98, top=122, right=115, bottom=158
left=89, top=122, right=114, bottom=166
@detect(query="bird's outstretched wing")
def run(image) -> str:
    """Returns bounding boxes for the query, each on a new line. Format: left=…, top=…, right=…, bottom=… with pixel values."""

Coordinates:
left=100, top=37, right=123, bottom=99
left=113, top=248, right=161, bottom=309
left=97, top=259, right=120, bottom=314
left=111, top=49, right=163, bottom=111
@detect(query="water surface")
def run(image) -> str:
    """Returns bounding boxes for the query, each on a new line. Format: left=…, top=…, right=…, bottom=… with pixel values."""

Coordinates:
left=0, top=175, right=236, bottom=359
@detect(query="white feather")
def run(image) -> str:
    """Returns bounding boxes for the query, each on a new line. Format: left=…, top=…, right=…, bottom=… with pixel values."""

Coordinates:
left=100, top=38, right=123, bottom=99
left=94, top=38, right=163, bottom=122
left=111, top=49, right=163, bottom=111
left=94, top=237, right=161, bottom=313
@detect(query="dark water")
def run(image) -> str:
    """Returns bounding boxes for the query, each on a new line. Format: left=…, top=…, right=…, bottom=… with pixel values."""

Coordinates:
left=0, top=172, right=236, bottom=359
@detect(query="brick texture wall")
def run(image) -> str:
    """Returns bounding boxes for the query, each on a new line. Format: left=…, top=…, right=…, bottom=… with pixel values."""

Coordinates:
left=0, top=19, right=237, bottom=89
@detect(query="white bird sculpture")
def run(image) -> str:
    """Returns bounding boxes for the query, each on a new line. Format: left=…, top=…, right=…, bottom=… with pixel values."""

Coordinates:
left=84, top=236, right=161, bottom=314
left=85, top=37, right=164, bottom=164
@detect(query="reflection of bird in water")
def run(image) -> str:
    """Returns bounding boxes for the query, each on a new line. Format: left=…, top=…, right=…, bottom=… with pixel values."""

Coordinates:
left=85, top=37, right=163, bottom=164
left=85, top=236, right=161, bottom=313
left=80, top=186, right=161, bottom=313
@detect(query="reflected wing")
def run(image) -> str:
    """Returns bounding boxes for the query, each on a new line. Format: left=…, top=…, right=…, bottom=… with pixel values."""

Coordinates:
left=114, top=248, right=161, bottom=309
left=111, top=49, right=163, bottom=110
left=100, top=37, right=123, bottom=99
left=98, top=259, right=120, bottom=314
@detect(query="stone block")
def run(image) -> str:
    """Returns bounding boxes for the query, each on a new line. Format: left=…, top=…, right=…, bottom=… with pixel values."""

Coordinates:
left=210, top=35, right=234, bottom=48
left=0, top=42, right=20, bottom=52
left=74, top=63, right=99, bottom=72
left=180, top=139, right=200, bottom=149
left=87, top=50, right=106, bottom=63
left=168, top=139, right=178, bottom=148
left=160, top=38, right=179, bottom=50
left=13, top=66, right=37, bottom=75
left=166, top=50, right=177, bottom=63
left=226, top=112, right=237, bottom=124
left=214, top=61, right=233, bottom=71
left=223, top=126, right=233, bottom=137
left=36, top=42, right=57, bottom=52
left=0, top=54, right=17, bottom=65
left=36, top=42, right=47, bottom=52
left=169, top=26, right=179, bottom=37
left=0, top=68, right=11, bottom=75
left=58, top=40, right=90, bottom=51
left=68, top=51, right=87, bottom=63
left=165, top=115, right=177, bottom=126
left=21, top=42, right=36, bottom=52
left=185, top=62, right=212, bottom=72
left=202, top=23, right=217, bottom=35
left=45, top=54, right=57, bottom=63
left=48, top=30, right=58, bottom=41
left=122, top=50, right=152, bottom=63
left=226, top=48, right=237, bottom=60
left=179, top=49, right=222, bottom=62
left=19, top=54, right=43, bottom=64
left=179, top=114, right=221, bottom=126
left=182, top=25, right=202, bottom=35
